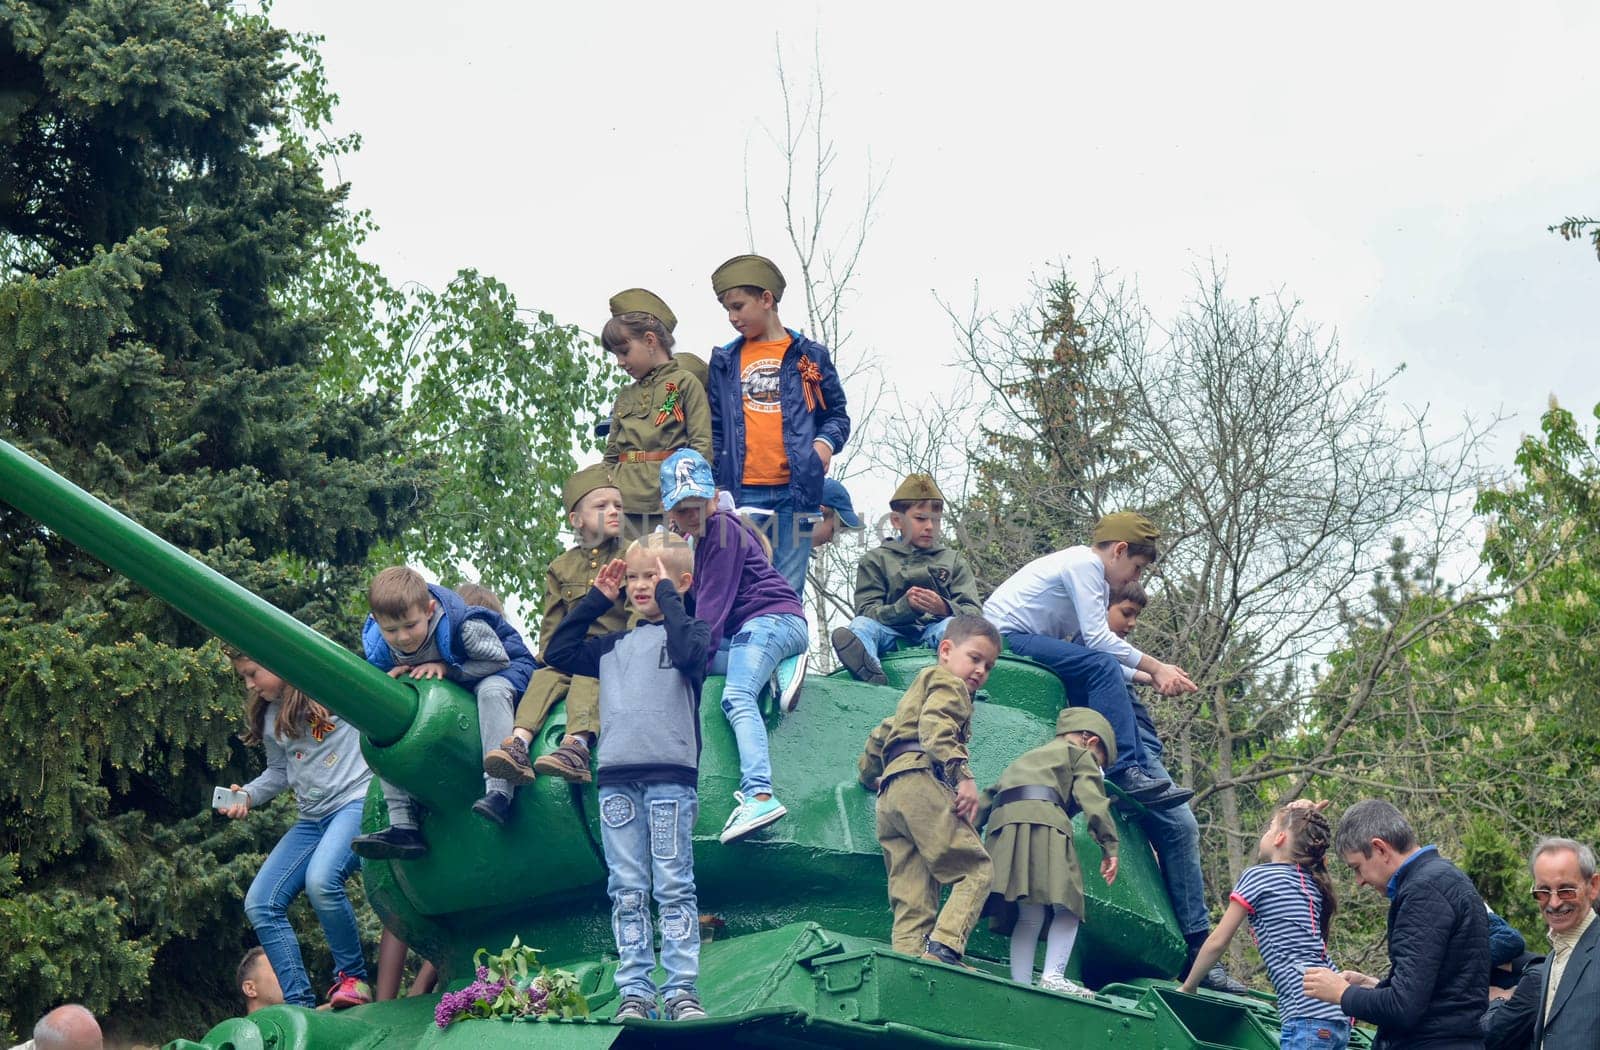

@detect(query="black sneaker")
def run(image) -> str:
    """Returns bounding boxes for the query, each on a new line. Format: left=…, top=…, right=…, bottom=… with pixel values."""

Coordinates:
left=664, top=992, right=707, bottom=1021
left=1199, top=963, right=1250, bottom=994
left=612, top=996, right=657, bottom=1023
left=350, top=825, right=427, bottom=861
left=472, top=791, right=513, bottom=826
left=919, top=939, right=974, bottom=970
left=1108, top=767, right=1195, bottom=809
left=831, top=627, right=888, bottom=686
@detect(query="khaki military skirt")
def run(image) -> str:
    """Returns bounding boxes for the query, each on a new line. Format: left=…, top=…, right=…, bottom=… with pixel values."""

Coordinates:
left=984, top=820, right=1085, bottom=918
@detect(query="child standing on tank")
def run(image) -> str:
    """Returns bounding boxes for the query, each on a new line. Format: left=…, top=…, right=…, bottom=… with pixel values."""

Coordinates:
left=350, top=565, right=536, bottom=857
left=832, top=473, right=983, bottom=685
left=661, top=448, right=806, bottom=843
left=706, top=253, right=850, bottom=598
left=977, top=708, right=1120, bottom=998
left=602, top=289, right=713, bottom=538
left=1180, top=804, right=1348, bottom=1050
left=483, top=464, right=630, bottom=786
left=543, top=532, right=711, bottom=1023
left=857, top=614, right=1001, bottom=967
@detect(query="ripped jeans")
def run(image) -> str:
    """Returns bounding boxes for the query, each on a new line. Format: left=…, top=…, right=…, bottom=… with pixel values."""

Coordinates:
left=599, top=781, right=701, bottom=1001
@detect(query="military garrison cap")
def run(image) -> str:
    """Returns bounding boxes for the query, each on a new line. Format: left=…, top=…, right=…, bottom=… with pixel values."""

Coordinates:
left=711, top=254, right=786, bottom=302
left=1055, top=708, right=1117, bottom=761
left=608, top=288, right=677, bottom=332
left=891, top=474, right=945, bottom=504
left=1092, top=511, right=1161, bottom=547
left=675, top=351, right=709, bottom=389
left=563, top=463, right=618, bottom=513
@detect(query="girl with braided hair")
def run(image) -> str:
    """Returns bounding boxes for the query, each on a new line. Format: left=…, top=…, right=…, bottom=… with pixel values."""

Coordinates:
left=1180, top=803, right=1350, bottom=1050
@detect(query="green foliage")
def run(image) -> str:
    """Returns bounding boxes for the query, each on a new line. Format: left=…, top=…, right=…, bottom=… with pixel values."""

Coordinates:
left=1548, top=215, right=1600, bottom=261
left=0, top=0, right=433, bottom=1039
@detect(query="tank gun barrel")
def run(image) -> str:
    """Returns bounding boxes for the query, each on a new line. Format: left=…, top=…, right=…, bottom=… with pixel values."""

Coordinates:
left=0, top=439, right=416, bottom=744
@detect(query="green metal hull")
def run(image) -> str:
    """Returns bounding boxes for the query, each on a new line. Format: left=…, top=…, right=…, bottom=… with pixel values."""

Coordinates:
left=0, top=439, right=1345, bottom=1050
left=169, top=922, right=1352, bottom=1050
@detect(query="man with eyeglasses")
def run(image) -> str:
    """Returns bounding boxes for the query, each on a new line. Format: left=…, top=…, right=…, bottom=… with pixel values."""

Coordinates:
left=1483, top=837, right=1600, bottom=1050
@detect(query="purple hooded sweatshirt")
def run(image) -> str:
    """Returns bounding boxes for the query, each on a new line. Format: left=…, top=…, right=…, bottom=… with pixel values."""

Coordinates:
left=693, top=510, right=805, bottom=663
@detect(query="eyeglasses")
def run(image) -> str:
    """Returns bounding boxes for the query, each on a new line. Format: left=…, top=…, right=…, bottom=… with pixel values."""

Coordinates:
left=1531, top=885, right=1584, bottom=903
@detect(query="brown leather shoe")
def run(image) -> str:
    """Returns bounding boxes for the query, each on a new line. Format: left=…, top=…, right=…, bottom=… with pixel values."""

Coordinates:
left=532, top=737, right=593, bottom=784
left=483, top=736, right=536, bottom=785
left=831, top=627, right=888, bottom=686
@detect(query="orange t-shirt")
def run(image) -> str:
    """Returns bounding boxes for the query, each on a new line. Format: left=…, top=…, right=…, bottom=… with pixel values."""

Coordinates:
left=740, top=338, right=790, bottom=485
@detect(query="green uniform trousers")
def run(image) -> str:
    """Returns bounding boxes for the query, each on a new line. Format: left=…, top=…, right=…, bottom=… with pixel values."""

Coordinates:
left=876, top=769, right=992, bottom=955
left=514, top=667, right=599, bottom=739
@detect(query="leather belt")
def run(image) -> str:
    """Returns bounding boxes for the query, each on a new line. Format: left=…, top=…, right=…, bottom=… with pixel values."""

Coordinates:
left=882, top=740, right=926, bottom=764
left=620, top=450, right=673, bottom=463
left=993, top=784, right=1068, bottom=811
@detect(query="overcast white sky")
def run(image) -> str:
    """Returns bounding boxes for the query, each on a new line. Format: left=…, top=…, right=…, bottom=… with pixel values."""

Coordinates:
left=274, top=1, right=1598, bottom=512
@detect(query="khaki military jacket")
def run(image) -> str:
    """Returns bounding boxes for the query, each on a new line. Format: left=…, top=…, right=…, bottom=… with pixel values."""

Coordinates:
left=604, top=358, right=712, bottom=514
left=855, top=538, right=983, bottom=629
left=858, top=665, right=975, bottom=789
left=975, top=736, right=1118, bottom=858
left=536, top=536, right=630, bottom=658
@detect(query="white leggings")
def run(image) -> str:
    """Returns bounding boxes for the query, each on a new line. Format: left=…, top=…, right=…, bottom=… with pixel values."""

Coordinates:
left=1010, top=902, right=1082, bottom=982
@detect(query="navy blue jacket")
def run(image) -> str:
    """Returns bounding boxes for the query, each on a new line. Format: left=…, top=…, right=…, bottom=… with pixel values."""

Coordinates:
left=363, top=583, right=537, bottom=695
left=707, top=328, right=850, bottom=509
left=1343, top=848, right=1489, bottom=1050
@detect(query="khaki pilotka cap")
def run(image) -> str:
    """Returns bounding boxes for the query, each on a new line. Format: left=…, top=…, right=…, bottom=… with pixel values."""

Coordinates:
left=711, top=254, right=786, bottom=302
left=563, top=463, right=618, bottom=514
left=608, top=288, right=677, bottom=332
left=891, top=474, right=946, bottom=504
left=1055, top=708, right=1117, bottom=760
left=1092, top=511, right=1161, bottom=547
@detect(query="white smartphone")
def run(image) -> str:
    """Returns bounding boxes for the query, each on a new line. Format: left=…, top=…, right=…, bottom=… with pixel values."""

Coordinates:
left=211, top=786, right=249, bottom=810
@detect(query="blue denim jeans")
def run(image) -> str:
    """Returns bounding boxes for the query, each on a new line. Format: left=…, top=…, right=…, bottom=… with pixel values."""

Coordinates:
left=599, top=781, right=701, bottom=1001
left=243, top=800, right=367, bottom=1007
left=738, top=484, right=818, bottom=600
left=1002, top=633, right=1143, bottom=775
left=709, top=612, right=808, bottom=797
left=1278, top=1017, right=1350, bottom=1050
left=846, top=615, right=951, bottom=660
left=1127, top=692, right=1209, bottom=937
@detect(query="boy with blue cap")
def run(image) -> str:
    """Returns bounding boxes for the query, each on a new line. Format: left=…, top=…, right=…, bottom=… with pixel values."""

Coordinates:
left=661, top=448, right=806, bottom=843
left=811, top=477, right=863, bottom=549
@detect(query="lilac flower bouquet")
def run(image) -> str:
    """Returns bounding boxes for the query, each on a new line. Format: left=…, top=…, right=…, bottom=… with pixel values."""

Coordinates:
left=434, top=937, right=589, bottom=1028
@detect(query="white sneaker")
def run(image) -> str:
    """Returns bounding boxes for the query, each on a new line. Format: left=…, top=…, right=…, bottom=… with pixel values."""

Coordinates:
left=718, top=791, right=788, bottom=843
left=1040, top=972, right=1095, bottom=998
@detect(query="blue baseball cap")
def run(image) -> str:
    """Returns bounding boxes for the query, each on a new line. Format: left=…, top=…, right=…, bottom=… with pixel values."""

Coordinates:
left=820, top=477, right=862, bottom=529
left=660, top=449, right=717, bottom=510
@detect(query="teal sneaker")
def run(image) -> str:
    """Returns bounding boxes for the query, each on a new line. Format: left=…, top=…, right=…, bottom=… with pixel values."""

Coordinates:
left=718, top=791, right=787, bottom=843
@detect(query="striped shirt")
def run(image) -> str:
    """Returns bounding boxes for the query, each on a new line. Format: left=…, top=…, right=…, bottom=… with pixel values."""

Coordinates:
left=1231, top=862, right=1345, bottom=1022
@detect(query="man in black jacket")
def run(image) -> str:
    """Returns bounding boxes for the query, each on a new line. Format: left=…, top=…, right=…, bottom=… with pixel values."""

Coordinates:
left=1483, top=837, right=1600, bottom=1050
left=1305, top=799, right=1487, bottom=1050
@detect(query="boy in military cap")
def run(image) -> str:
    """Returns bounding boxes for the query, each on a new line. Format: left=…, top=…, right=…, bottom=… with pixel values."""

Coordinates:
left=602, top=289, right=713, bottom=538
left=707, top=253, right=851, bottom=598
left=857, top=614, right=1000, bottom=967
left=983, top=512, right=1199, bottom=809
left=484, top=464, right=629, bottom=785
left=832, top=473, right=982, bottom=685
left=976, top=708, right=1119, bottom=998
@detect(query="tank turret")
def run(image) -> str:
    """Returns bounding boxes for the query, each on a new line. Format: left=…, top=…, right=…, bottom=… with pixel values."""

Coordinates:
left=2, top=438, right=1327, bottom=1050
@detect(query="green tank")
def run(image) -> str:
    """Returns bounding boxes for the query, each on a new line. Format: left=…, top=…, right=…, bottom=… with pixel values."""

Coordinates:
left=0, top=438, right=1346, bottom=1050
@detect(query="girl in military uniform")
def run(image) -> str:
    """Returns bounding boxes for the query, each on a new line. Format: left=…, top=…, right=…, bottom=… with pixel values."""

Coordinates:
left=977, top=708, right=1120, bottom=998
left=601, top=289, right=712, bottom=538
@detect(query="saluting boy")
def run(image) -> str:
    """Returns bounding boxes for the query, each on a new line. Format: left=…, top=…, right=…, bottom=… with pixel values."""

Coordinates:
left=602, top=289, right=713, bottom=538
left=858, top=614, right=1000, bottom=967
left=832, top=473, right=982, bottom=685
left=707, top=253, right=851, bottom=598
left=484, top=464, right=629, bottom=786
left=983, top=512, right=1198, bottom=809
